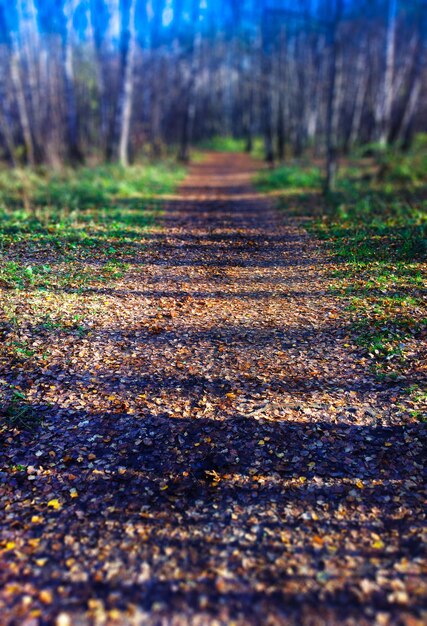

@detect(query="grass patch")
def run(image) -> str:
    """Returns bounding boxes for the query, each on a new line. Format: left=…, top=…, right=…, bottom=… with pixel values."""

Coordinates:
left=255, top=165, right=323, bottom=191
left=354, top=134, right=427, bottom=186
left=197, top=136, right=248, bottom=153
left=0, top=160, right=185, bottom=433
left=404, top=385, right=427, bottom=422
left=0, top=161, right=185, bottom=294
left=316, top=193, right=427, bottom=262
left=312, top=183, right=426, bottom=379
left=258, top=137, right=426, bottom=398
left=0, top=161, right=185, bottom=207
left=0, top=162, right=185, bottom=291
left=196, top=135, right=265, bottom=159
left=0, top=388, right=41, bottom=430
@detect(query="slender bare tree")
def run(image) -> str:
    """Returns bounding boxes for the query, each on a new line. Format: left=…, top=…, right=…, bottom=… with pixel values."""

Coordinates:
left=0, top=0, right=426, bottom=168
left=112, top=0, right=137, bottom=166
left=63, top=0, right=83, bottom=163
left=377, top=0, right=398, bottom=146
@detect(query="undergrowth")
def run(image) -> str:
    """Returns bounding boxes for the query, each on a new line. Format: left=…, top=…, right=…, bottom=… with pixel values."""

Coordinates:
left=257, top=138, right=426, bottom=415
left=316, top=183, right=426, bottom=388
left=0, top=162, right=185, bottom=291
left=198, top=136, right=247, bottom=152
left=197, top=136, right=265, bottom=159
left=0, top=161, right=185, bottom=429
left=255, top=165, right=322, bottom=191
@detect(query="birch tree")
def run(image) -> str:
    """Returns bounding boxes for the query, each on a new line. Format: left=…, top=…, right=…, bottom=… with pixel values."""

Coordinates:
left=63, top=0, right=82, bottom=163
left=325, top=0, right=343, bottom=191
left=112, top=0, right=137, bottom=165
left=0, top=0, right=425, bottom=168
left=377, top=0, right=397, bottom=146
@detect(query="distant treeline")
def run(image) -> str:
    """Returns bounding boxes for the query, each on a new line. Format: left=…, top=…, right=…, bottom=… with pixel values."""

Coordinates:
left=0, top=0, right=426, bottom=184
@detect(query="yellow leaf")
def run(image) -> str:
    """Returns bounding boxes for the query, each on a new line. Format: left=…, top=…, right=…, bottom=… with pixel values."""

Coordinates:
left=108, top=609, right=122, bottom=620
left=47, top=499, right=62, bottom=510
left=258, top=440, right=265, bottom=446
left=39, top=590, right=53, bottom=605
left=372, top=540, right=385, bottom=550
left=355, top=479, right=364, bottom=489
left=5, top=541, right=15, bottom=551
left=69, top=488, right=78, bottom=499
left=28, top=538, right=40, bottom=548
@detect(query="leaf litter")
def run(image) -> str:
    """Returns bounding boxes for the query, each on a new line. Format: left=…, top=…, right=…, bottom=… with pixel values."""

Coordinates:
left=0, top=153, right=425, bottom=626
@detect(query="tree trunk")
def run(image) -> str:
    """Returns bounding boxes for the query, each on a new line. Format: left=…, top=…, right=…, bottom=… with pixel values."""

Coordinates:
left=277, top=93, right=285, bottom=161
left=261, top=16, right=274, bottom=165
left=347, top=39, right=369, bottom=150
left=0, top=105, right=17, bottom=166
left=377, top=0, right=397, bottom=146
left=178, top=0, right=201, bottom=162
left=9, top=37, right=35, bottom=166
left=45, top=41, right=64, bottom=169
left=150, top=57, right=163, bottom=157
left=89, top=0, right=109, bottom=158
left=325, top=0, right=343, bottom=192
left=276, top=28, right=286, bottom=161
left=112, top=0, right=137, bottom=166
left=63, top=0, right=83, bottom=163
left=394, top=5, right=425, bottom=149
left=17, top=0, right=44, bottom=162
left=244, top=72, right=254, bottom=153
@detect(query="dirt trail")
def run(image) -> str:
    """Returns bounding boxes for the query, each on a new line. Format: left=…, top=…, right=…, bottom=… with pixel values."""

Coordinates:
left=1, top=153, right=425, bottom=625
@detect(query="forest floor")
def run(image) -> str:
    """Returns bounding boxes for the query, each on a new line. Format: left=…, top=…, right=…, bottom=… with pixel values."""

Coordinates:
left=0, top=152, right=426, bottom=625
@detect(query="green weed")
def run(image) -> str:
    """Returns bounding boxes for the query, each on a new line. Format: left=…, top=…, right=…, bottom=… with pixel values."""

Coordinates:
left=255, top=166, right=323, bottom=191
left=405, top=385, right=427, bottom=422
left=1, top=389, right=41, bottom=430
left=197, top=136, right=248, bottom=153
left=279, top=139, right=427, bottom=378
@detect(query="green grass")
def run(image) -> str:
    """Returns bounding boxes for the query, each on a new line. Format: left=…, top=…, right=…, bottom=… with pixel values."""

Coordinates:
left=255, top=165, right=323, bottom=191
left=316, top=193, right=427, bottom=262
left=197, top=136, right=248, bottom=153
left=0, top=162, right=185, bottom=292
left=361, top=134, right=427, bottom=186
left=0, top=388, right=42, bottom=430
left=256, top=137, right=427, bottom=385
left=405, top=385, right=427, bottom=422
left=0, top=161, right=185, bottom=431
left=0, top=161, right=185, bottom=207
left=196, top=135, right=266, bottom=160
left=313, top=185, right=426, bottom=377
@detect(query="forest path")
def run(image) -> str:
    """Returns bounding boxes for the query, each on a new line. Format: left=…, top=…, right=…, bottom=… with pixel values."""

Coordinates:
left=1, top=153, right=425, bottom=625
